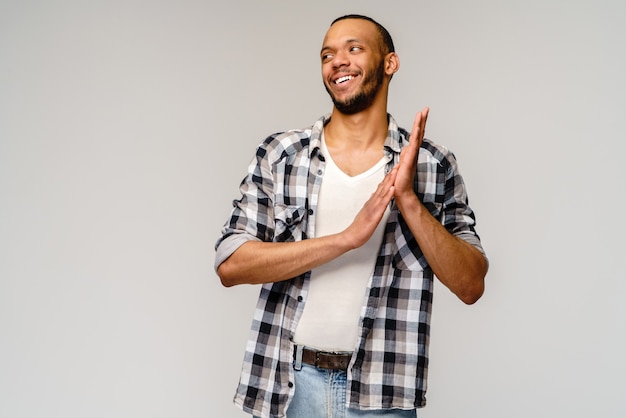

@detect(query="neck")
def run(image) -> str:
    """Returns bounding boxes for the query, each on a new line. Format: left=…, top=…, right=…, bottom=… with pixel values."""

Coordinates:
left=325, top=100, right=389, bottom=150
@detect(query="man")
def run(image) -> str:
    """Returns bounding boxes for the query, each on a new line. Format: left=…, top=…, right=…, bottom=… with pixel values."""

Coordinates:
left=215, top=14, right=488, bottom=418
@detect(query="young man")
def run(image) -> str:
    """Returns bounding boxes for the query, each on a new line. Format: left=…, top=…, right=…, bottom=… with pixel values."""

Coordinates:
left=215, top=14, right=488, bottom=418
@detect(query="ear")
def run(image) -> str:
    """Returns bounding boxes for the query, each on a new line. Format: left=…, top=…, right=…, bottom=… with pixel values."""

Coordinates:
left=385, top=52, right=400, bottom=76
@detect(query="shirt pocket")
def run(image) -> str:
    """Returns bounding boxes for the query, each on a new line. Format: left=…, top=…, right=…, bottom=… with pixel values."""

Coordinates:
left=273, top=204, right=306, bottom=242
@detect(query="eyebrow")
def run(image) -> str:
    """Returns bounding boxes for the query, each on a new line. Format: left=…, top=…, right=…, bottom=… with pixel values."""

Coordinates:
left=320, top=38, right=362, bottom=55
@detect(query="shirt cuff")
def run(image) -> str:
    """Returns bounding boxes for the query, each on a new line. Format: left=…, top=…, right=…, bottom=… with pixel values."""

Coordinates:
left=214, top=233, right=261, bottom=272
left=455, top=232, right=489, bottom=267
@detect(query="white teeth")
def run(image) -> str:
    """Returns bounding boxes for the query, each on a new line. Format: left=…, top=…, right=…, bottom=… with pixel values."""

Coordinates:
left=335, top=75, right=354, bottom=84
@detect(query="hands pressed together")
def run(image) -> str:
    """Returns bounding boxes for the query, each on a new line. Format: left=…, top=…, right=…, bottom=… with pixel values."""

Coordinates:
left=345, top=106, right=486, bottom=304
left=343, top=107, right=429, bottom=249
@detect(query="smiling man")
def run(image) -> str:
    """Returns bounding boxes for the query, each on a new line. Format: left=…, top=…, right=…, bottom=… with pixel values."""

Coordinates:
left=215, top=14, right=488, bottom=418
left=321, top=18, right=389, bottom=115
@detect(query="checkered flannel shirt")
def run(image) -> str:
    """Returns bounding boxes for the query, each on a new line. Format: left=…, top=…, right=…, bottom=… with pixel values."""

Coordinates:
left=214, top=114, right=486, bottom=418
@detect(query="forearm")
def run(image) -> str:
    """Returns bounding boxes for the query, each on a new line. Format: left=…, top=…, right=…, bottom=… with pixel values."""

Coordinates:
left=217, top=233, right=353, bottom=287
left=396, top=194, right=488, bottom=304
left=218, top=161, right=396, bottom=287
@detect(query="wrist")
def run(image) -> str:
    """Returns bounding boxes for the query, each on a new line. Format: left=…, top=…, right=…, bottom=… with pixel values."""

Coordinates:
left=395, top=191, right=423, bottom=214
left=334, top=229, right=359, bottom=252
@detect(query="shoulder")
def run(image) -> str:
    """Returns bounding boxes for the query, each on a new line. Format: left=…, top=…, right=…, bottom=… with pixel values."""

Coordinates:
left=391, top=116, right=454, bottom=164
left=257, top=128, right=313, bottom=158
left=390, top=118, right=454, bottom=165
left=255, top=116, right=326, bottom=162
left=419, top=138, right=458, bottom=170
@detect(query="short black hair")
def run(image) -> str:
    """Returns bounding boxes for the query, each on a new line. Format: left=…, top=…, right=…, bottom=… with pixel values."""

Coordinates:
left=330, top=14, right=395, bottom=54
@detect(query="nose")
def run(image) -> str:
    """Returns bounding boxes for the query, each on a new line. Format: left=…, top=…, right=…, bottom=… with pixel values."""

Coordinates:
left=331, top=51, right=349, bottom=68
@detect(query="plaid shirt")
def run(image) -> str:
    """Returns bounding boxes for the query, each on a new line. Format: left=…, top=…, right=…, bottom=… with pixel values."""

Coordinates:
left=215, top=114, right=486, bottom=418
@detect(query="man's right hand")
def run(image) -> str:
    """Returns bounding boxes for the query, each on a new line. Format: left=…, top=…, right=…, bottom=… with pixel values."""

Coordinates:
left=218, top=168, right=397, bottom=287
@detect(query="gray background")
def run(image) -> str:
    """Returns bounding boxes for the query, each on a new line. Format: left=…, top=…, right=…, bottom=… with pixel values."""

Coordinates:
left=1, top=0, right=625, bottom=417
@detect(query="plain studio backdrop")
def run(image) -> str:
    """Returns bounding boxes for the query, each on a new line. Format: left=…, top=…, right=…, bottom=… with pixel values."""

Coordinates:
left=1, top=0, right=624, bottom=417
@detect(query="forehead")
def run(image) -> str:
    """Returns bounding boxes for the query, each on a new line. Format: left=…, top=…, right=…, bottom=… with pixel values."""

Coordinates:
left=322, top=18, right=380, bottom=48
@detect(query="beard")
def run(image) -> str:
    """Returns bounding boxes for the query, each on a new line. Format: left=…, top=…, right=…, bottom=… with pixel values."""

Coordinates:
left=325, top=60, right=386, bottom=115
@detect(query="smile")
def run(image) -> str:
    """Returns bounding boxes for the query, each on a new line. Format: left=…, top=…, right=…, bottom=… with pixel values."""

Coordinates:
left=334, top=75, right=355, bottom=84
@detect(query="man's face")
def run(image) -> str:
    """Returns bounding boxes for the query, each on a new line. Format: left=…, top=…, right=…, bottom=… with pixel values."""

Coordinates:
left=320, top=19, right=387, bottom=115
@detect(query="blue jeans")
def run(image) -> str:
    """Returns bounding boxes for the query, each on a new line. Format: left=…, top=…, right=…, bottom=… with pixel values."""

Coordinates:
left=283, top=363, right=417, bottom=418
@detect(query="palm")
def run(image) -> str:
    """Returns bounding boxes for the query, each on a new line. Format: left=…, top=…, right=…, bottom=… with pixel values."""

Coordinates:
left=394, top=107, right=429, bottom=199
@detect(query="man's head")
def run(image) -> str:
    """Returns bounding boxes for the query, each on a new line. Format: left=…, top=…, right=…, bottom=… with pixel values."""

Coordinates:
left=331, top=15, right=395, bottom=56
left=321, top=15, right=399, bottom=115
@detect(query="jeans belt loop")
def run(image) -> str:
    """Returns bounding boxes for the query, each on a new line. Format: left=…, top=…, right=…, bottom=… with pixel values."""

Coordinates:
left=293, top=344, right=303, bottom=371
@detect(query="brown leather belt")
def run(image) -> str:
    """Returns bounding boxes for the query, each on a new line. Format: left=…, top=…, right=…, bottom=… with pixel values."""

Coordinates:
left=296, top=346, right=352, bottom=371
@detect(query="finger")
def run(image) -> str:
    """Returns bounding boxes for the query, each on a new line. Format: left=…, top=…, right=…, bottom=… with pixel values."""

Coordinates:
left=375, top=166, right=397, bottom=196
left=413, top=107, right=429, bottom=141
left=385, top=165, right=398, bottom=186
left=409, top=112, right=421, bottom=144
left=399, top=136, right=417, bottom=165
left=418, top=107, right=429, bottom=141
left=409, top=108, right=426, bottom=148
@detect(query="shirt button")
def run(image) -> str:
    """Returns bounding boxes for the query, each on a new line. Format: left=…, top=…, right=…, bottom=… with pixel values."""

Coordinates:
left=288, top=382, right=294, bottom=388
left=297, top=296, right=303, bottom=302
left=286, top=218, right=292, bottom=224
left=317, top=169, right=323, bottom=175
left=308, top=209, right=313, bottom=215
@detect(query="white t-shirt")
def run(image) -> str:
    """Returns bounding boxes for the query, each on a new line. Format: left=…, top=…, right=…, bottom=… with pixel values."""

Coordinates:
left=293, top=135, right=391, bottom=352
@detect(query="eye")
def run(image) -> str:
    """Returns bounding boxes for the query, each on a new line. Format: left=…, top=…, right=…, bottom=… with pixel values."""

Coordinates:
left=349, top=46, right=362, bottom=53
left=321, top=53, right=333, bottom=61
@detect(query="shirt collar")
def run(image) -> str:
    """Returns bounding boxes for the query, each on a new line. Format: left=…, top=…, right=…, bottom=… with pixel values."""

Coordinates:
left=309, top=113, right=404, bottom=158
left=383, top=114, right=404, bottom=154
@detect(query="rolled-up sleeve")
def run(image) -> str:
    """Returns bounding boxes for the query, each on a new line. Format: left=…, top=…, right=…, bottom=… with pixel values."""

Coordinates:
left=214, top=140, right=276, bottom=271
left=441, top=149, right=488, bottom=262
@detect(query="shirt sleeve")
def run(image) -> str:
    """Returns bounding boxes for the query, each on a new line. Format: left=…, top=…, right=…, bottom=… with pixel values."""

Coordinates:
left=214, top=140, right=276, bottom=271
left=440, top=148, right=488, bottom=261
